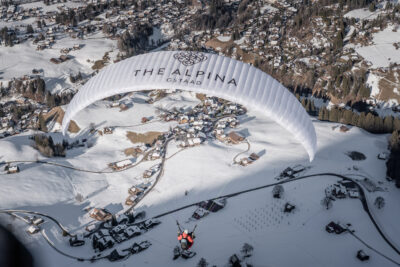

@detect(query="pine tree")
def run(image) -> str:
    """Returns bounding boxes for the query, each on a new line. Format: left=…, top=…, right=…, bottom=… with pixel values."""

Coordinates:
left=197, top=258, right=209, bottom=267
left=310, top=101, right=316, bottom=115
left=390, top=131, right=399, bottom=152
left=358, top=112, right=366, bottom=129
left=38, top=114, right=48, bottom=132
left=321, top=196, right=332, bottom=210
left=241, top=243, right=254, bottom=258
left=301, top=98, right=307, bottom=108
left=323, top=107, right=330, bottom=121
left=329, top=108, right=339, bottom=122
left=272, top=185, right=284, bottom=198
left=26, top=24, right=34, bottom=34
left=374, top=116, right=383, bottom=133
left=383, top=116, right=394, bottom=133
left=369, top=2, right=376, bottom=12
left=232, top=28, right=240, bottom=40
left=365, top=113, right=375, bottom=132
left=351, top=113, right=359, bottom=126
left=393, top=118, right=400, bottom=131
left=318, top=107, right=325, bottom=120
left=343, top=109, right=353, bottom=125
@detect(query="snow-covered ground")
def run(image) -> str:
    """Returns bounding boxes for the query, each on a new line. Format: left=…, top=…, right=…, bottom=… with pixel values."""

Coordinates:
left=0, top=32, right=117, bottom=94
left=1, top=91, right=400, bottom=267
left=354, top=24, right=400, bottom=68
left=344, top=8, right=383, bottom=21
left=217, top=35, right=231, bottom=42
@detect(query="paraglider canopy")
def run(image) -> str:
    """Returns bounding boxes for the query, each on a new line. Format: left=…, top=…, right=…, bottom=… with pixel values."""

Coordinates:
left=61, top=51, right=317, bottom=161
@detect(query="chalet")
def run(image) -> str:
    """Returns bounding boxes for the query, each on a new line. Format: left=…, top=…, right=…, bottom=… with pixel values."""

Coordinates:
left=103, top=127, right=113, bottom=134
left=179, top=115, right=189, bottom=124
left=37, top=44, right=47, bottom=50
left=179, top=137, right=202, bottom=148
left=249, top=153, right=260, bottom=161
left=110, top=102, right=120, bottom=108
left=192, top=207, right=209, bottom=220
left=125, top=195, right=138, bottom=206
left=6, top=165, right=20, bottom=174
left=198, top=198, right=226, bottom=212
left=109, top=158, right=135, bottom=171
left=377, top=152, right=388, bottom=160
left=123, top=225, right=141, bottom=238
left=143, top=169, right=154, bottom=178
left=32, top=217, right=44, bottom=226
left=227, top=131, right=244, bottom=144
left=128, top=186, right=144, bottom=196
left=59, top=55, right=70, bottom=62
left=325, top=221, right=347, bottom=234
left=27, top=225, right=40, bottom=235
left=50, top=58, right=61, bottom=64
left=348, top=189, right=359, bottom=198
left=332, top=184, right=347, bottom=198
left=150, top=151, right=161, bottom=160
left=94, top=236, right=114, bottom=252
left=239, top=157, right=251, bottom=166
left=89, top=208, right=112, bottom=221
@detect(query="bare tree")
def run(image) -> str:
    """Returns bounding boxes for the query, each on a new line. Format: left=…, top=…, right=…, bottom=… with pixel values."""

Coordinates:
left=272, top=185, right=284, bottom=199
left=241, top=243, right=254, bottom=258
left=197, top=258, right=209, bottom=267
left=321, top=197, right=332, bottom=210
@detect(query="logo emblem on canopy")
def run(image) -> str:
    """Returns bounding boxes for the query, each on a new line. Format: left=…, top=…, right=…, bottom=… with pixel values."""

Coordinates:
left=173, top=51, right=208, bottom=66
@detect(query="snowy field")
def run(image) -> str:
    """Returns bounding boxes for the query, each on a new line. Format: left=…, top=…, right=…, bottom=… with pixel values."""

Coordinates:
left=353, top=24, right=400, bottom=68
left=344, top=8, right=383, bottom=21
left=0, top=91, right=400, bottom=267
left=0, top=32, right=117, bottom=94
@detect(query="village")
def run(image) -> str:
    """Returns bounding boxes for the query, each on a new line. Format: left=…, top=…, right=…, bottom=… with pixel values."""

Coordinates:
left=0, top=0, right=400, bottom=266
left=1, top=0, right=400, bottom=142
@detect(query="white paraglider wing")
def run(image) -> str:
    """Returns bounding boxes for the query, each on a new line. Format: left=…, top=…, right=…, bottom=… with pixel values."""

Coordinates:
left=62, top=51, right=317, bottom=161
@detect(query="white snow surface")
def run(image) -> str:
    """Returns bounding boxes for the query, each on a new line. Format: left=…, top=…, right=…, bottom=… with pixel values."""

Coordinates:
left=0, top=32, right=117, bottom=94
left=216, top=35, right=231, bottom=42
left=344, top=8, right=382, bottom=21
left=0, top=91, right=400, bottom=267
left=354, top=25, right=400, bottom=68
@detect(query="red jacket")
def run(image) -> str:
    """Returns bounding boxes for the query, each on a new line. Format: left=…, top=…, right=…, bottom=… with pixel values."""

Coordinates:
left=178, top=232, right=193, bottom=243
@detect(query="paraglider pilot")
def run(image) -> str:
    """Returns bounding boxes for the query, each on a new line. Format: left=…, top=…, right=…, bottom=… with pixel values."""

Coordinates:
left=176, top=221, right=196, bottom=250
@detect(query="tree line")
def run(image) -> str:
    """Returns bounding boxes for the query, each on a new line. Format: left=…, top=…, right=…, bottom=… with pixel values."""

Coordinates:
left=298, top=96, right=400, bottom=187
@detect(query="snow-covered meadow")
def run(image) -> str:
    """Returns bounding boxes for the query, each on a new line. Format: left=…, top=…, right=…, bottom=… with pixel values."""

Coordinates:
left=0, top=91, right=399, bottom=267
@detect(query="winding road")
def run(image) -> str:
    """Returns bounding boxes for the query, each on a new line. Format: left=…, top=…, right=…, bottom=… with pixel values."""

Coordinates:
left=1, top=172, right=400, bottom=265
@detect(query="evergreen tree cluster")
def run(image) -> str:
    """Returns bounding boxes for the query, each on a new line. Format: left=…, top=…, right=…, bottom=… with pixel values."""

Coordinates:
left=0, top=26, right=17, bottom=47
left=317, top=106, right=400, bottom=134
left=31, top=134, right=66, bottom=157
left=12, top=77, right=74, bottom=108
left=192, top=0, right=234, bottom=30
left=117, top=24, right=153, bottom=56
